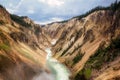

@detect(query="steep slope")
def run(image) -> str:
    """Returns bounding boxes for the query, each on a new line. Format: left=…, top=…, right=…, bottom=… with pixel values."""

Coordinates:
left=0, top=5, right=51, bottom=80
left=43, top=1, right=120, bottom=80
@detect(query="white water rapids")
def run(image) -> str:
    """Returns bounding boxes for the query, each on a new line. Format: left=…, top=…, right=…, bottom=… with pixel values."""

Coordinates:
left=33, top=48, right=70, bottom=80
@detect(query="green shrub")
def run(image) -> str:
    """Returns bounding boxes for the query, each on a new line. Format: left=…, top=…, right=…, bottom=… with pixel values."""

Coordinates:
left=0, top=43, right=10, bottom=51
left=0, top=31, right=10, bottom=49
left=73, top=52, right=83, bottom=65
left=86, top=37, right=120, bottom=69
left=75, top=68, right=92, bottom=80
left=10, top=14, right=32, bottom=28
left=75, top=37, right=120, bottom=80
left=110, top=0, right=120, bottom=12
left=84, top=68, right=92, bottom=79
left=75, top=73, right=87, bottom=80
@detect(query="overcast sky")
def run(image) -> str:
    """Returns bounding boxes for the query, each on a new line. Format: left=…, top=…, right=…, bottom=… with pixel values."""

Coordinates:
left=0, top=0, right=117, bottom=24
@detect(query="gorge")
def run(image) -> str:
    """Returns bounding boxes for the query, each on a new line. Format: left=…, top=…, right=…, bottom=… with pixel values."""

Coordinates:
left=0, top=1, right=120, bottom=80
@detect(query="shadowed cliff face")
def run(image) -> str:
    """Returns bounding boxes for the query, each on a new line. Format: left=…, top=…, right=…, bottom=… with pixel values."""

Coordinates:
left=0, top=1, right=120, bottom=80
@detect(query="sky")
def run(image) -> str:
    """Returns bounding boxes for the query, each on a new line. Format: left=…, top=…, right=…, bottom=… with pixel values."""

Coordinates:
left=0, top=0, right=117, bottom=24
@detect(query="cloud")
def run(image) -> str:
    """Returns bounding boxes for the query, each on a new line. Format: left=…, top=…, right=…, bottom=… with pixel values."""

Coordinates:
left=27, top=9, right=35, bottom=14
left=6, top=8, right=15, bottom=14
left=0, top=0, right=116, bottom=24
left=26, top=7, right=35, bottom=14
left=38, top=0, right=64, bottom=7
left=15, top=0, right=24, bottom=10
left=5, top=3, right=14, bottom=13
left=6, top=0, right=24, bottom=14
left=8, top=3, right=14, bottom=7
left=35, top=17, right=63, bottom=25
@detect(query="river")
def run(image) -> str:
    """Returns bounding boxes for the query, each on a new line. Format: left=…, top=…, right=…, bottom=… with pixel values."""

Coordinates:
left=33, top=48, right=70, bottom=80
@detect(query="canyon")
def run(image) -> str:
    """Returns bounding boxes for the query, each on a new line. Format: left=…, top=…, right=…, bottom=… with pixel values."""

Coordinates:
left=0, top=1, right=120, bottom=80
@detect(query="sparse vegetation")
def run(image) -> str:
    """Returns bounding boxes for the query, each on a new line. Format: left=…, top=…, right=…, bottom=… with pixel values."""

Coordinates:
left=75, top=36, right=120, bottom=80
left=86, top=37, right=120, bottom=69
left=10, top=32, right=28, bottom=42
left=59, top=20, right=68, bottom=23
left=74, top=29, right=83, bottom=42
left=0, top=31, right=10, bottom=52
left=74, top=6, right=109, bottom=20
left=75, top=73, right=87, bottom=80
left=55, top=47, right=62, bottom=53
left=61, top=28, right=84, bottom=56
left=83, top=68, right=92, bottom=79
left=0, top=4, right=5, bottom=9
left=74, top=0, right=120, bottom=20
left=34, top=27, right=41, bottom=35
left=0, top=30, right=10, bottom=46
left=10, top=14, right=32, bottom=28
left=71, top=44, right=83, bottom=55
left=75, top=68, right=92, bottom=80
left=73, top=51, right=83, bottom=65
left=83, top=29, right=95, bottom=44
left=61, top=41, right=74, bottom=56
left=0, top=43, right=10, bottom=51
left=110, top=0, right=120, bottom=12
left=48, top=20, right=68, bottom=24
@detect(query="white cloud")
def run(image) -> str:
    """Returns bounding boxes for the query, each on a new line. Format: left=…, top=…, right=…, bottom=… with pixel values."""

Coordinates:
left=27, top=7, right=35, bottom=14
left=38, top=0, right=64, bottom=7
left=6, top=0, right=24, bottom=14
left=8, top=3, right=14, bottom=7
left=47, top=0, right=64, bottom=7
left=6, top=8, right=15, bottom=13
left=16, top=0, right=24, bottom=9
left=35, top=17, right=63, bottom=25
left=6, top=3, right=15, bottom=13
left=27, top=9, right=35, bottom=14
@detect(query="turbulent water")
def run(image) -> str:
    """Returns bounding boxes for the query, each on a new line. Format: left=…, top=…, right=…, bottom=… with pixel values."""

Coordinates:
left=33, top=48, right=70, bottom=80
